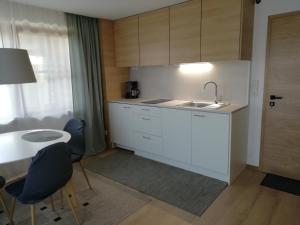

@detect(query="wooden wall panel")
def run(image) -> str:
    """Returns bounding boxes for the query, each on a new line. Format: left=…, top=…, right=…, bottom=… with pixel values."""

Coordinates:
left=99, top=19, right=130, bottom=146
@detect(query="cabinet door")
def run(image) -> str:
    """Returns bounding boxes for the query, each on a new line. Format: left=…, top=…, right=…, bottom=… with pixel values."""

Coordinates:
left=191, top=112, right=229, bottom=174
left=201, top=0, right=242, bottom=61
left=114, top=16, right=139, bottom=67
left=170, top=0, right=201, bottom=64
left=139, top=8, right=170, bottom=66
left=109, top=103, right=134, bottom=148
left=162, top=109, right=191, bottom=163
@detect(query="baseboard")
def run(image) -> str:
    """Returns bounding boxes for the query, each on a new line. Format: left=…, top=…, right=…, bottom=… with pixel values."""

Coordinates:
left=246, top=164, right=260, bottom=171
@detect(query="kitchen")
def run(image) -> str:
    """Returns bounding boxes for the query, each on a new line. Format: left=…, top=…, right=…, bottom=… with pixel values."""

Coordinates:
left=104, top=0, right=253, bottom=184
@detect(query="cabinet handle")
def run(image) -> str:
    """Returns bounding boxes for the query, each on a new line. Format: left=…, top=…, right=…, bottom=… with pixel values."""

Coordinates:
left=141, top=108, right=150, bottom=111
left=142, top=117, right=151, bottom=121
left=193, top=114, right=206, bottom=118
left=123, top=106, right=130, bottom=109
left=142, top=136, right=151, bottom=140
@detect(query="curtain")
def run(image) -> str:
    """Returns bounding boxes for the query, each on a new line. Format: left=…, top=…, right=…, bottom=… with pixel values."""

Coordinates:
left=0, top=0, right=73, bottom=178
left=66, top=13, right=106, bottom=155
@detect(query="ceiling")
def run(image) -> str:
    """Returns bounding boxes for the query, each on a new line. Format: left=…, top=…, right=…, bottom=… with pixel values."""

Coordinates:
left=12, top=0, right=188, bottom=20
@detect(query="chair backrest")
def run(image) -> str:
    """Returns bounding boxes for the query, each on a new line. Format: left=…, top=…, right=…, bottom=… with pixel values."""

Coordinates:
left=64, top=118, right=86, bottom=155
left=0, top=176, right=5, bottom=189
left=18, top=142, right=72, bottom=204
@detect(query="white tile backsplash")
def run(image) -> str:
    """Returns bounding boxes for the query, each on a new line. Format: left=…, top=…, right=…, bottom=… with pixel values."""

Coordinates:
left=130, top=61, right=251, bottom=105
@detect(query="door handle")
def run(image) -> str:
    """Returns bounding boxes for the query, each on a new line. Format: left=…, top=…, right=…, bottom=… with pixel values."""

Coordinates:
left=270, top=95, right=283, bottom=100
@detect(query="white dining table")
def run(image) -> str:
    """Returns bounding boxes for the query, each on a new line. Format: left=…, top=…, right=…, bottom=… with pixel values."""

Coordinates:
left=0, top=129, right=71, bottom=165
left=0, top=129, right=81, bottom=208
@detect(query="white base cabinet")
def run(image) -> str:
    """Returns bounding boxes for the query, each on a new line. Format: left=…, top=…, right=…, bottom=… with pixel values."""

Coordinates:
left=133, top=132, right=163, bottom=156
left=109, top=103, right=134, bottom=149
left=109, top=102, right=248, bottom=184
left=162, top=108, right=191, bottom=164
left=191, top=111, right=229, bottom=175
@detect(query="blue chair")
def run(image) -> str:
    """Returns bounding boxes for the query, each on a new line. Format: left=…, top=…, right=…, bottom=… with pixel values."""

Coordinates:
left=5, top=143, right=81, bottom=225
left=64, top=119, right=92, bottom=189
left=0, top=176, right=11, bottom=224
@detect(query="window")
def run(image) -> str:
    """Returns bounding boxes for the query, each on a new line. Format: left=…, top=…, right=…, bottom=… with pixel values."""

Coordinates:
left=0, top=11, right=73, bottom=124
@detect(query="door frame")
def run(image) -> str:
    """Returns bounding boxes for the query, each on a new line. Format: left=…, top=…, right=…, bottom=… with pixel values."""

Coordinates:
left=259, top=10, right=300, bottom=171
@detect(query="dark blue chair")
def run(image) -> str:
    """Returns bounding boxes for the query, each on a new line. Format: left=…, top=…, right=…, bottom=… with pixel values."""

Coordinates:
left=0, top=176, right=11, bottom=224
left=5, top=142, right=80, bottom=225
left=64, top=119, right=92, bottom=189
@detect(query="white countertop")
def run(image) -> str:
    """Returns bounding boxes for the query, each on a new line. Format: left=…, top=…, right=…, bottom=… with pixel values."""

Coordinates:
left=109, top=98, right=248, bottom=114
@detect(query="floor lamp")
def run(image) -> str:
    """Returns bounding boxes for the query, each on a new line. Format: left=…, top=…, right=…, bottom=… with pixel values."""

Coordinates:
left=0, top=48, right=36, bottom=224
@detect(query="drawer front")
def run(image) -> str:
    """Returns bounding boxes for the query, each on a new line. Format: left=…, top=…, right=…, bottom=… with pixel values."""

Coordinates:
left=133, top=132, right=163, bottom=155
left=134, top=114, right=162, bottom=136
left=135, top=105, right=161, bottom=117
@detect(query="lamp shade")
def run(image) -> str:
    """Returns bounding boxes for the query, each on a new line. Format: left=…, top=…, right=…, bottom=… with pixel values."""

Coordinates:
left=0, top=48, right=36, bottom=85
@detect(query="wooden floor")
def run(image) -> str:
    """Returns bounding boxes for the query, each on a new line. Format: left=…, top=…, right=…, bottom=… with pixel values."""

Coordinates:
left=83, top=150, right=300, bottom=225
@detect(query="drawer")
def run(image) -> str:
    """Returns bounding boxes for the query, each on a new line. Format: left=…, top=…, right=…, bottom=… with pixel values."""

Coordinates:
left=133, top=132, right=163, bottom=155
left=134, top=105, right=161, bottom=117
left=134, top=114, right=162, bottom=136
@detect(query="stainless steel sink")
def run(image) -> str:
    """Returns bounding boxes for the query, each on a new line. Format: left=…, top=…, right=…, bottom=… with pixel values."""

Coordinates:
left=177, top=101, right=229, bottom=109
left=178, top=102, right=211, bottom=108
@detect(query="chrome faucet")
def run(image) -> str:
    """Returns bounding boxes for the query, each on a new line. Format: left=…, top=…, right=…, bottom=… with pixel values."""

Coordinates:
left=204, top=81, right=218, bottom=104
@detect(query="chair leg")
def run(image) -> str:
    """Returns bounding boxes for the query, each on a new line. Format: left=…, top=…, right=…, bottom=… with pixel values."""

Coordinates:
left=0, top=192, right=12, bottom=224
left=50, top=196, right=55, bottom=211
left=63, top=188, right=81, bottom=225
left=65, top=180, right=79, bottom=208
left=79, top=161, right=92, bottom=190
left=60, top=189, right=64, bottom=209
left=31, top=204, right=36, bottom=225
left=9, top=198, right=16, bottom=225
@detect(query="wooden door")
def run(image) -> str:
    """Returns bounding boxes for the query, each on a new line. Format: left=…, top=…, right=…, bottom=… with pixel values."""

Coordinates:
left=114, top=16, right=139, bottom=67
left=170, top=0, right=201, bottom=64
left=261, top=11, right=300, bottom=180
left=139, top=8, right=170, bottom=66
left=201, top=0, right=242, bottom=61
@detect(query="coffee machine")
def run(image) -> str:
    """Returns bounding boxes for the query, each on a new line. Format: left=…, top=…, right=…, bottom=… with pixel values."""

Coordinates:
left=125, top=81, right=140, bottom=99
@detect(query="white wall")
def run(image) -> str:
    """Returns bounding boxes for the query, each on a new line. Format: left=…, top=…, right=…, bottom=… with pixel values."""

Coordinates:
left=247, top=0, right=300, bottom=166
left=131, top=61, right=251, bottom=105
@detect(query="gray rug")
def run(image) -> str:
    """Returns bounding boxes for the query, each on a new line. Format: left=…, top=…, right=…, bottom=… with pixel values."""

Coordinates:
left=0, top=168, right=150, bottom=225
left=86, top=151, right=227, bottom=216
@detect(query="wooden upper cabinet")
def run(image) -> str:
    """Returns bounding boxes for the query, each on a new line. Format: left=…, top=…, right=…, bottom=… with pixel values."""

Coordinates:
left=240, top=0, right=255, bottom=60
left=113, top=0, right=254, bottom=67
left=201, top=0, right=254, bottom=61
left=170, top=0, right=201, bottom=64
left=139, top=8, right=170, bottom=66
left=114, top=16, right=139, bottom=67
